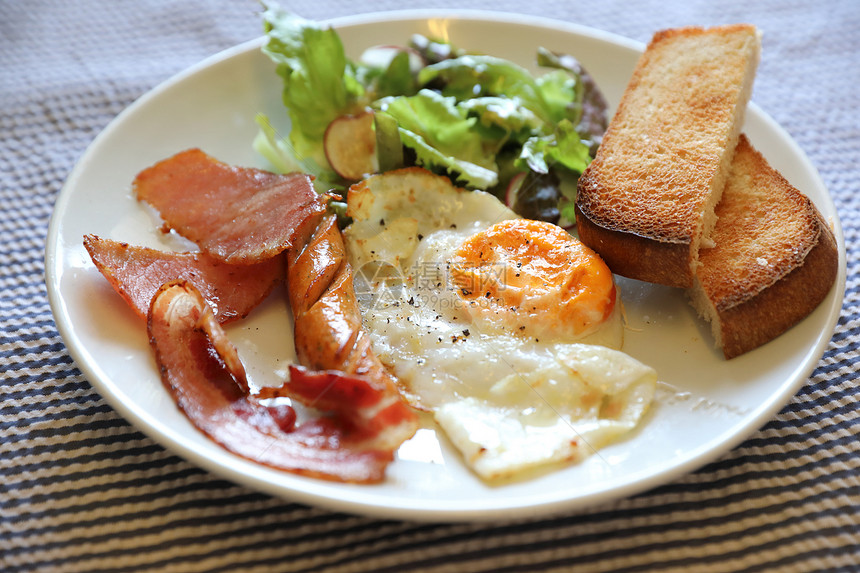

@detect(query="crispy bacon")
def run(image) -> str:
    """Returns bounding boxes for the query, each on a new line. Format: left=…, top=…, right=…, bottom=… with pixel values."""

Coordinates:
left=84, top=234, right=284, bottom=324
left=147, top=280, right=393, bottom=483
left=100, top=153, right=418, bottom=483
left=286, top=215, right=419, bottom=449
left=257, top=365, right=419, bottom=451
left=133, top=148, right=327, bottom=264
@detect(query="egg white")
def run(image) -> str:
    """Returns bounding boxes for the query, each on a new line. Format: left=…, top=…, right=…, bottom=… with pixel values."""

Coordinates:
left=344, top=168, right=656, bottom=480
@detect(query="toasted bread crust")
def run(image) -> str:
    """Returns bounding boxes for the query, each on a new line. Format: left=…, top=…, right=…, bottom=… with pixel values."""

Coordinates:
left=715, top=225, right=837, bottom=359
left=690, top=135, right=838, bottom=359
left=576, top=24, right=761, bottom=287
left=574, top=202, right=692, bottom=287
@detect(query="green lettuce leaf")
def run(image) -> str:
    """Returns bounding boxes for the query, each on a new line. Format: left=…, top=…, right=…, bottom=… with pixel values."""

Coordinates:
left=518, top=119, right=592, bottom=175
left=535, top=69, right=583, bottom=126
left=252, top=113, right=338, bottom=191
left=398, top=129, right=498, bottom=189
left=377, top=89, right=498, bottom=187
left=536, top=47, right=608, bottom=154
left=418, top=55, right=552, bottom=124
left=358, top=50, right=419, bottom=100
left=457, top=96, right=543, bottom=144
left=260, top=5, right=364, bottom=167
left=252, top=113, right=304, bottom=174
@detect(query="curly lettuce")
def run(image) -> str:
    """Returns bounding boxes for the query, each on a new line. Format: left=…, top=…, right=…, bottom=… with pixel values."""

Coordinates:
left=256, top=3, right=608, bottom=222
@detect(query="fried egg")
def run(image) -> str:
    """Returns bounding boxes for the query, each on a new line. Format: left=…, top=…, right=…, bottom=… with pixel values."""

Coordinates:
left=344, top=167, right=657, bottom=480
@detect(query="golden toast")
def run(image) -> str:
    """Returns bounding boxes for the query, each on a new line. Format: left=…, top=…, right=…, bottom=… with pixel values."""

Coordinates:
left=576, top=24, right=761, bottom=288
left=689, top=135, right=838, bottom=359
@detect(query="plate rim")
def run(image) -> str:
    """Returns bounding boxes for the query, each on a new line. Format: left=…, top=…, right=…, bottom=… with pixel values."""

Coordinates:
left=44, top=9, right=847, bottom=523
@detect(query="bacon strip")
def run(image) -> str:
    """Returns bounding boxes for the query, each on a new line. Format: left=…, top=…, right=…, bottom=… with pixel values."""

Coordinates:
left=133, top=148, right=327, bottom=264
left=147, top=280, right=392, bottom=483
left=84, top=234, right=284, bottom=324
left=257, top=365, right=418, bottom=452
left=286, top=215, right=419, bottom=450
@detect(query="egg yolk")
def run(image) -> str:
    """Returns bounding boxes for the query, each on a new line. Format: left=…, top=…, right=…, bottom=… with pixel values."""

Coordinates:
left=449, top=219, right=616, bottom=339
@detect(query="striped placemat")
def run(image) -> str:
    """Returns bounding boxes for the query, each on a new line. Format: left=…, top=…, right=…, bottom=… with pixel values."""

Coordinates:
left=3, top=0, right=858, bottom=571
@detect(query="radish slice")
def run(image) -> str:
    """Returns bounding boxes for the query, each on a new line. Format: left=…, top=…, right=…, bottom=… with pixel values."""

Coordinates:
left=324, top=111, right=378, bottom=181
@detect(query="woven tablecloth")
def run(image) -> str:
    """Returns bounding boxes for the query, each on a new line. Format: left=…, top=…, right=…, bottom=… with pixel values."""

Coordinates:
left=3, top=0, right=859, bottom=571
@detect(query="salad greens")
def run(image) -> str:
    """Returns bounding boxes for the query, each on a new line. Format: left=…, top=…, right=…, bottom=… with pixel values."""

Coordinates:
left=379, top=90, right=499, bottom=189
left=255, top=3, right=607, bottom=224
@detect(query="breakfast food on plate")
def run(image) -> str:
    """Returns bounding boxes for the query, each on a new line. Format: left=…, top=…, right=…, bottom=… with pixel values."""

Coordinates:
left=83, top=234, right=285, bottom=323
left=250, top=10, right=654, bottom=479
left=344, top=168, right=657, bottom=480
left=281, top=212, right=419, bottom=450
left=573, top=22, right=836, bottom=358
left=576, top=24, right=762, bottom=288
left=147, top=280, right=401, bottom=483
left=133, top=148, right=327, bottom=264
left=85, top=149, right=420, bottom=483
left=88, top=155, right=657, bottom=482
left=688, top=135, right=839, bottom=359
left=83, top=11, right=833, bottom=487
left=257, top=6, right=608, bottom=226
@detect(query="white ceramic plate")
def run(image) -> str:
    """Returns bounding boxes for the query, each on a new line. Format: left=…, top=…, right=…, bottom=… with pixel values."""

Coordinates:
left=45, top=10, right=846, bottom=523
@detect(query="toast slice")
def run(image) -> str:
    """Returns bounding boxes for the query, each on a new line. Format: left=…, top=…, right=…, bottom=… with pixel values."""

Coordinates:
left=575, top=24, right=761, bottom=288
left=688, top=135, right=838, bottom=359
